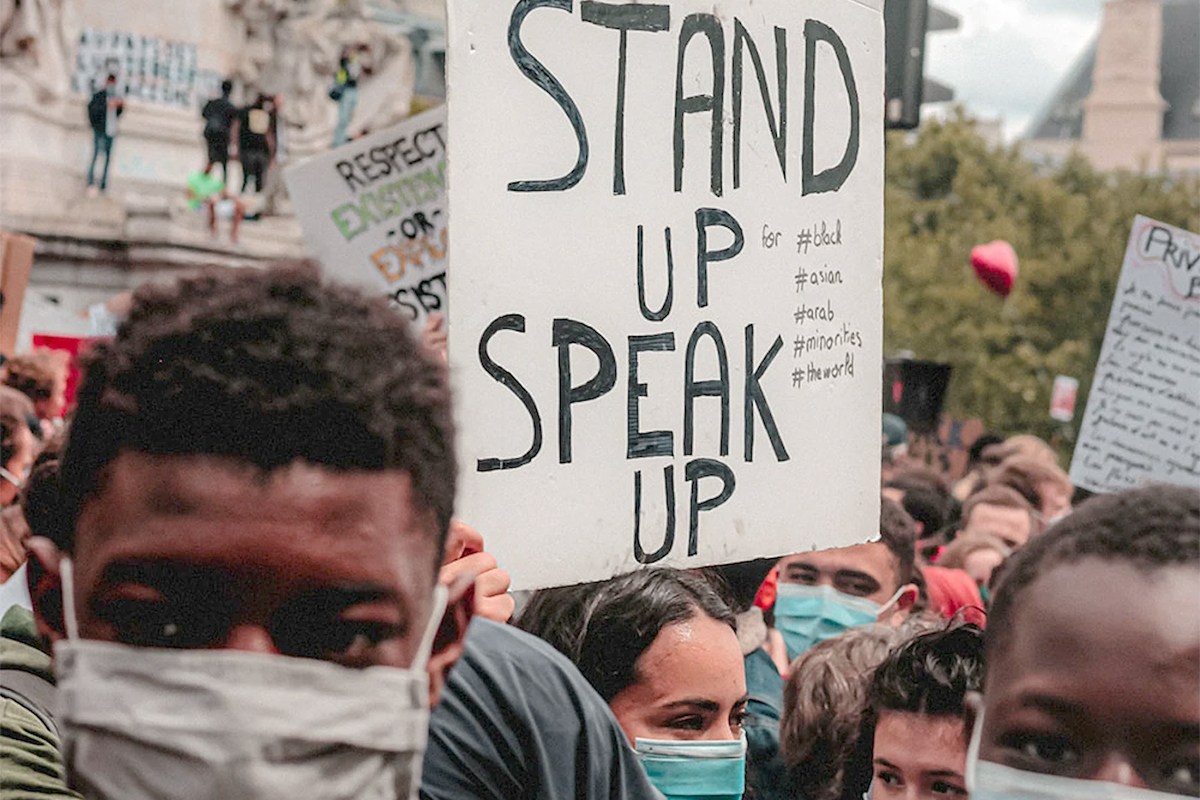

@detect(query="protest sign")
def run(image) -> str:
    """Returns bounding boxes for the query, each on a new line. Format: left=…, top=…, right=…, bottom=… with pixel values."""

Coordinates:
left=0, top=232, right=34, bottom=357
left=284, top=106, right=448, bottom=327
left=1070, top=216, right=1200, bottom=494
left=1049, top=375, right=1078, bottom=423
left=447, top=0, right=885, bottom=589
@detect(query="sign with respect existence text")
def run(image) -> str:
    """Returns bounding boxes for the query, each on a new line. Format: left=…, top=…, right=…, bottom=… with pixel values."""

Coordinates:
left=447, top=0, right=884, bottom=590
left=285, top=105, right=448, bottom=327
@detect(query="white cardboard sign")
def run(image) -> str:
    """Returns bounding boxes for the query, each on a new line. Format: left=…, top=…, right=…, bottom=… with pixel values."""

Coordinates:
left=284, top=106, right=448, bottom=326
left=1070, top=216, right=1200, bottom=494
left=447, top=0, right=884, bottom=589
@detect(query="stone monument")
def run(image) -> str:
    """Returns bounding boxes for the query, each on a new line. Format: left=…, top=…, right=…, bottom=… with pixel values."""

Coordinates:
left=0, top=0, right=431, bottom=343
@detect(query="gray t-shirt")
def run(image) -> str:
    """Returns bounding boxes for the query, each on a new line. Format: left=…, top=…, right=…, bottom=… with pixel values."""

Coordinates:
left=420, top=618, right=664, bottom=800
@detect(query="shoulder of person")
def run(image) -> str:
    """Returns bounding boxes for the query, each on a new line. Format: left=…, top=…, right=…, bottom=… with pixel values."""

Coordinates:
left=0, top=695, right=80, bottom=799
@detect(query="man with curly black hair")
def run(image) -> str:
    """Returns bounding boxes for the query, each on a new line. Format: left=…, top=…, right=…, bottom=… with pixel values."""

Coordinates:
left=969, top=483, right=1199, bottom=798
left=9, top=264, right=664, bottom=800
left=19, top=264, right=459, bottom=799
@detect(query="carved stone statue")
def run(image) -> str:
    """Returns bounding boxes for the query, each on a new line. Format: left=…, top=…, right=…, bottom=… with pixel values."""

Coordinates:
left=226, top=0, right=416, bottom=158
left=0, top=0, right=78, bottom=101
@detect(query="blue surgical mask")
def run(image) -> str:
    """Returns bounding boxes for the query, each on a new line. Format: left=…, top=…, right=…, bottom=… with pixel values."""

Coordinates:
left=966, top=709, right=1183, bottom=800
left=774, top=583, right=896, bottom=661
left=635, top=734, right=746, bottom=800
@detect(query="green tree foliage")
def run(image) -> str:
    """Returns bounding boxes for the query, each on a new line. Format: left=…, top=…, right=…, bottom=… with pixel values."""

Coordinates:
left=884, top=112, right=1200, bottom=458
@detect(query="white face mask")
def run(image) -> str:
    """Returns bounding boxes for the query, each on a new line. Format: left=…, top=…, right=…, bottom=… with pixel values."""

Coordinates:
left=966, top=708, right=1186, bottom=800
left=54, top=558, right=446, bottom=800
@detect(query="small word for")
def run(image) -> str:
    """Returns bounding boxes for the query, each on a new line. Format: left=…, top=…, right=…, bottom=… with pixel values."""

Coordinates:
left=794, top=299, right=835, bottom=324
left=792, top=323, right=863, bottom=358
left=762, top=225, right=783, bottom=249
left=791, top=351, right=856, bottom=387
left=796, top=219, right=843, bottom=254
left=794, top=266, right=844, bottom=292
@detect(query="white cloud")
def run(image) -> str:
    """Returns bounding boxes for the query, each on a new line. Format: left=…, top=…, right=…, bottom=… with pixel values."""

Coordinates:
left=924, top=0, right=1104, bottom=141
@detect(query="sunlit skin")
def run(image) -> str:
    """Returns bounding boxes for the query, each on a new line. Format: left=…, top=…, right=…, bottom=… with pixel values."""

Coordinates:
left=608, top=613, right=748, bottom=745
left=962, top=504, right=1033, bottom=549
left=777, top=542, right=900, bottom=604
left=962, top=548, right=1005, bottom=589
left=872, top=711, right=968, bottom=799
left=1038, top=480, right=1072, bottom=520
left=44, top=452, right=442, bottom=670
left=977, top=559, right=1200, bottom=795
left=0, top=424, right=34, bottom=507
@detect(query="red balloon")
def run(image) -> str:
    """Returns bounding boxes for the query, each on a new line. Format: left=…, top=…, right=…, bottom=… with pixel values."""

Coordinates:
left=971, top=240, right=1019, bottom=297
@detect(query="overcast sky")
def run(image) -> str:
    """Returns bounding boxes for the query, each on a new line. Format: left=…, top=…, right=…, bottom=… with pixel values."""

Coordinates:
left=924, top=0, right=1107, bottom=140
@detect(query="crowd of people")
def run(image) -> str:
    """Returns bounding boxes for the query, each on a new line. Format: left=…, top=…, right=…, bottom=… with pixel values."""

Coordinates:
left=0, top=264, right=1196, bottom=800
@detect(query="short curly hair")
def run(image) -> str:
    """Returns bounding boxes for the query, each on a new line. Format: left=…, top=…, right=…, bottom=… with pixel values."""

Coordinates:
left=867, top=624, right=984, bottom=718
left=60, top=264, right=455, bottom=552
left=3, top=349, right=64, bottom=403
left=987, top=484, right=1199, bottom=657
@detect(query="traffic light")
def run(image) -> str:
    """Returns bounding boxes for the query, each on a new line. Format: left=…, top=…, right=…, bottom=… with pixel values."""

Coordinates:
left=884, top=0, right=959, bottom=129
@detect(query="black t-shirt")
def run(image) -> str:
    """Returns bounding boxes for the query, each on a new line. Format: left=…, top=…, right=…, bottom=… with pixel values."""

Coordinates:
left=202, top=96, right=237, bottom=138
left=420, top=618, right=665, bottom=800
left=238, top=105, right=274, bottom=154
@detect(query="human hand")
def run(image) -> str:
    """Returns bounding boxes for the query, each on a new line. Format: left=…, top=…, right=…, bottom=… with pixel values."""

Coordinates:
left=421, top=312, right=448, bottom=364
left=439, top=520, right=514, bottom=623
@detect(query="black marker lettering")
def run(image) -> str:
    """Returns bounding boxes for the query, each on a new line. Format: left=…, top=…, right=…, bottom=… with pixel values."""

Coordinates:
left=637, top=225, right=675, bottom=322
left=744, top=324, right=790, bottom=462
left=580, top=1, right=670, bottom=195
left=683, top=322, right=730, bottom=456
left=627, top=333, right=676, bottom=458
left=553, top=318, right=617, bottom=463
left=508, top=0, right=589, bottom=192
left=634, top=465, right=676, bottom=564
left=695, top=208, right=744, bottom=308
left=802, top=20, right=859, bottom=196
left=685, top=458, right=735, bottom=556
left=674, top=13, right=725, bottom=197
left=732, top=21, right=787, bottom=188
left=477, top=314, right=543, bottom=471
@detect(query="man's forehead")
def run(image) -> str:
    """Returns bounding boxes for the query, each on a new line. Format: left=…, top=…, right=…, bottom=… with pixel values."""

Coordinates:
left=75, top=451, right=439, bottom=578
left=782, top=542, right=894, bottom=573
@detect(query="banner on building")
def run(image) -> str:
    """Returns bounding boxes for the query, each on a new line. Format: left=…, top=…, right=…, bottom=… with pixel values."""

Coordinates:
left=447, top=0, right=885, bottom=589
left=1070, top=216, right=1200, bottom=494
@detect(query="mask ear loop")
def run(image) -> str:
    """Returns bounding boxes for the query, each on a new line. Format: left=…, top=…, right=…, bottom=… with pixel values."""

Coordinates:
left=874, top=584, right=910, bottom=620
left=0, top=466, right=24, bottom=489
left=412, top=583, right=448, bottom=672
left=963, top=705, right=985, bottom=792
left=60, top=557, right=80, bottom=641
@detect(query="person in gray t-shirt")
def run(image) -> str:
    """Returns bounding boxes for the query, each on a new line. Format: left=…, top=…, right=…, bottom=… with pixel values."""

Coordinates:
left=421, top=618, right=664, bottom=800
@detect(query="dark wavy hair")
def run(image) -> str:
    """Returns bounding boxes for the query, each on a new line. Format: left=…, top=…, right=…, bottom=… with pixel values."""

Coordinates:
left=986, top=483, right=1199, bottom=658
left=59, top=264, right=455, bottom=553
left=515, top=568, right=735, bottom=702
left=867, top=624, right=984, bottom=719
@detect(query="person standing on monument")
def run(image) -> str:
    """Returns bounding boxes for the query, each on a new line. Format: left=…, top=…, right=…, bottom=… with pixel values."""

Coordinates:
left=85, top=74, right=123, bottom=195
left=330, top=45, right=365, bottom=147
left=201, top=80, right=238, bottom=185
left=238, top=94, right=275, bottom=194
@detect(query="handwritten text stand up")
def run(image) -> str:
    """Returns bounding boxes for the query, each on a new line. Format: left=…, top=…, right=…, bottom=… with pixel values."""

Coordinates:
left=447, top=0, right=885, bottom=590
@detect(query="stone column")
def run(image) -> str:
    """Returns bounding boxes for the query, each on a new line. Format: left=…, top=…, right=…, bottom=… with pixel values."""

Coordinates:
left=1082, top=0, right=1167, bottom=170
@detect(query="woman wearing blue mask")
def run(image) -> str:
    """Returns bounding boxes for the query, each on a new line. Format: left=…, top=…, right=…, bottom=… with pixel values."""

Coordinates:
left=967, top=484, right=1199, bottom=799
left=517, top=569, right=749, bottom=800
left=864, top=625, right=985, bottom=800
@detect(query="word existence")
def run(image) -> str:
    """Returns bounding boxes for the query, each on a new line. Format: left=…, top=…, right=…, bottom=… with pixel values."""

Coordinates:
left=448, top=0, right=884, bottom=589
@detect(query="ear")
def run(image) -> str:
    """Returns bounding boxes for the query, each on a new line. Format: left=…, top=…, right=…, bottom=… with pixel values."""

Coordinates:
left=24, top=536, right=67, bottom=644
left=878, top=582, right=919, bottom=626
left=426, top=573, right=473, bottom=710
